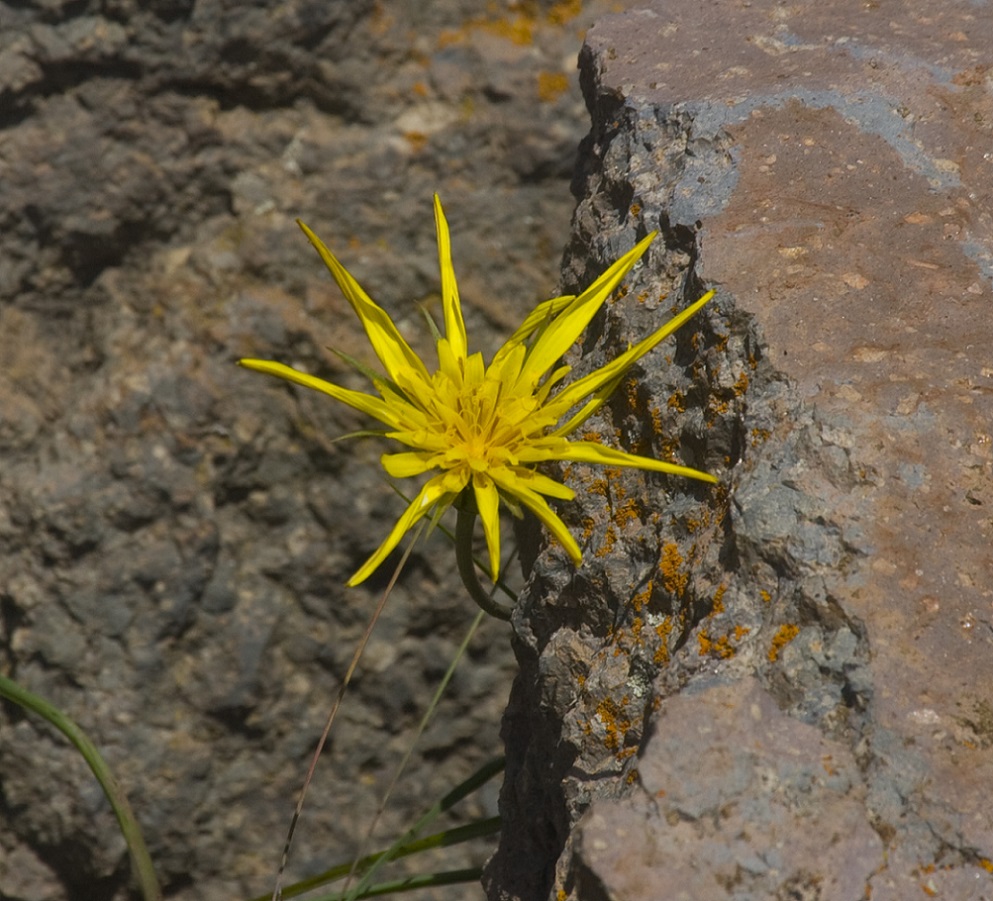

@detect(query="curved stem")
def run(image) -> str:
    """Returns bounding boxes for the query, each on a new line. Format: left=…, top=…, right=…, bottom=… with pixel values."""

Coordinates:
left=0, top=673, right=162, bottom=901
left=454, top=504, right=514, bottom=621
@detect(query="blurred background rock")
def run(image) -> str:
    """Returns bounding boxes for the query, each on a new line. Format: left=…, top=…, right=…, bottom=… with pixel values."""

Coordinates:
left=0, top=2, right=635, bottom=899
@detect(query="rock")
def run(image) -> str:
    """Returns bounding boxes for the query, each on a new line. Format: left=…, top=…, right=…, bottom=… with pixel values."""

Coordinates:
left=485, top=1, right=993, bottom=899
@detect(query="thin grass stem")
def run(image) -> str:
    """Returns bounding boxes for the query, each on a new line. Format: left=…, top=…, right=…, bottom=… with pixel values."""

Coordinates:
left=271, top=523, right=427, bottom=901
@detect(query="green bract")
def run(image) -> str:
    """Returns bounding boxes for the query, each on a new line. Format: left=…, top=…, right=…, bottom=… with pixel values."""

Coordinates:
left=240, top=196, right=717, bottom=586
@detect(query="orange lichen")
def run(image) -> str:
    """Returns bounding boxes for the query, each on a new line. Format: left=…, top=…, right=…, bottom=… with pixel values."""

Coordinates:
left=733, top=370, right=750, bottom=396
left=588, top=476, right=609, bottom=497
left=547, top=0, right=582, bottom=23
left=595, top=697, right=634, bottom=751
left=438, top=13, right=534, bottom=48
left=404, top=131, right=429, bottom=152
left=711, top=583, right=727, bottom=615
left=659, top=543, right=688, bottom=596
left=631, top=616, right=644, bottom=642
left=760, top=589, right=772, bottom=603
left=631, top=583, right=652, bottom=614
left=697, top=629, right=737, bottom=659
left=595, top=524, right=617, bottom=557
left=698, top=623, right=747, bottom=659
left=624, top=376, right=639, bottom=410
left=980, top=858, right=993, bottom=874
left=649, top=405, right=665, bottom=435
left=537, top=71, right=570, bottom=102
left=625, top=766, right=639, bottom=783
left=604, top=467, right=626, bottom=500
left=613, top=497, right=641, bottom=528
left=667, top=391, right=686, bottom=412
left=708, top=396, right=731, bottom=417
left=750, top=427, right=771, bottom=446
left=654, top=617, right=673, bottom=664
left=768, top=623, right=800, bottom=662
left=630, top=202, right=642, bottom=217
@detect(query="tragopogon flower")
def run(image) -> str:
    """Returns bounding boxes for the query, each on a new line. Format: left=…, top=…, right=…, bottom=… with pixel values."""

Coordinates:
left=240, top=196, right=716, bottom=591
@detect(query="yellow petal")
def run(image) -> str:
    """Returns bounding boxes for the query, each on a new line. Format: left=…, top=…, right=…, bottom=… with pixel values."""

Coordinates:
left=238, top=359, right=402, bottom=428
left=491, top=470, right=582, bottom=564
left=347, top=476, right=460, bottom=586
left=297, top=220, right=430, bottom=384
left=381, top=451, right=441, bottom=478
left=472, top=472, right=502, bottom=580
left=550, top=290, right=716, bottom=431
left=518, top=232, right=656, bottom=386
left=433, top=195, right=468, bottom=362
left=493, top=292, right=576, bottom=357
left=547, top=440, right=717, bottom=483
left=498, top=465, right=575, bottom=501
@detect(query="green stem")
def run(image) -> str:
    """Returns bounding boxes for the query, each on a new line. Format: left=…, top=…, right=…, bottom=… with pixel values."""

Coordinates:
left=454, top=503, right=514, bottom=621
left=269, top=817, right=502, bottom=901
left=309, top=867, right=483, bottom=901
left=0, top=673, right=162, bottom=901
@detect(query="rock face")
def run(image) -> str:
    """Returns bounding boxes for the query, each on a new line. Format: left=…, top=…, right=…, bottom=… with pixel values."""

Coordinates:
left=485, top=2, right=993, bottom=900
left=0, top=3, right=631, bottom=901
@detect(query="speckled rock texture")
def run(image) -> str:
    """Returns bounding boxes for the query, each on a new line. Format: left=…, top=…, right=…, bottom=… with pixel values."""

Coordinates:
left=0, top=3, right=636, bottom=901
left=484, top=2, right=993, bottom=900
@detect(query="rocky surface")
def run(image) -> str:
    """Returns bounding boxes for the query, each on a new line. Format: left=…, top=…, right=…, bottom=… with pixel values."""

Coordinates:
left=0, top=3, right=639, bottom=900
left=485, top=1, right=993, bottom=900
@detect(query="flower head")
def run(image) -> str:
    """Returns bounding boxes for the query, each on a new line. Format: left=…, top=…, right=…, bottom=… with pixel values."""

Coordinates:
left=240, top=196, right=716, bottom=587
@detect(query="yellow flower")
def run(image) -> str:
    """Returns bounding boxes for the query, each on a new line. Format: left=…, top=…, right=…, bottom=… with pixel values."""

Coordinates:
left=240, top=196, right=716, bottom=588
